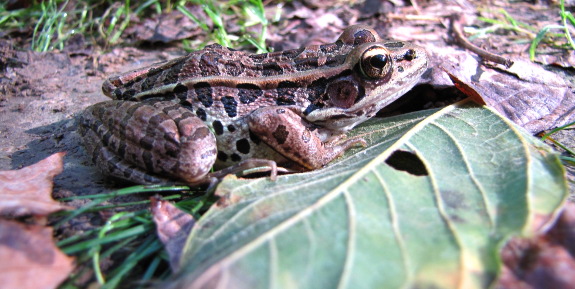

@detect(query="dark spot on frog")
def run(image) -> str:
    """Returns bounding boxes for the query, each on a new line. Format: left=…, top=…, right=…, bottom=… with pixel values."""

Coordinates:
left=180, top=100, right=193, bottom=111
left=122, top=89, right=137, bottom=100
left=308, top=77, right=328, bottom=102
left=236, top=139, right=250, bottom=154
left=248, top=53, right=267, bottom=61
left=142, top=151, right=154, bottom=171
left=249, top=130, right=261, bottom=144
left=231, top=153, right=241, bottom=162
left=225, top=61, right=244, bottom=76
left=227, top=124, right=236, bottom=132
left=123, top=169, right=132, bottom=179
left=191, top=127, right=211, bottom=140
left=139, top=136, right=155, bottom=150
left=173, top=83, right=189, bottom=100
left=303, top=103, right=321, bottom=116
left=114, top=88, right=123, bottom=99
left=282, top=46, right=305, bottom=58
left=328, top=114, right=350, bottom=120
left=141, top=73, right=159, bottom=91
left=294, top=58, right=321, bottom=71
left=212, top=120, right=224, bottom=135
left=118, top=143, right=127, bottom=159
left=272, top=125, right=289, bottom=145
left=237, top=83, right=262, bottom=104
left=353, top=29, right=376, bottom=45
left=276, top=98, right=296, bottom=106
left=147, top=67, right=162, bottom=77
left=163, top=61, right=185, bottom=85
left=319, top=43, right=338, bottom=54
left=404, top=49, right=417, bottom=60
left=325, top=55, right=347, bottom=67
left=217, top=151, right=228, bottom=162
left=261, top=62, right=283, bottom=76
left=276, top=81, right=298, bottom=106
left=194, top=82, right=213, bottom=107
left=398, top=66, right=404, bottom=73
left=221, top=97, right=238, bottom=117
left=385, top=150, right=428, bottom=176
left=276, top=108, right=286, bottom=114
left=196, top=108, right=207, bottom=121
left=383, top=41, right=405, bottom=49
left=148, top=113, right=168, bottom=127
left=101, top=131, right=112, bottom=147
left=278, top=80, right=298, bottom=91
left=164, top=142, right=179, bottom=158
left=200, top=52, right=220, bottom=77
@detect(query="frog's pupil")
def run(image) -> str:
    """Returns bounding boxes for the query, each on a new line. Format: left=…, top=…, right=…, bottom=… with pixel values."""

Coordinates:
left=369, top=54, right=388, bottom=68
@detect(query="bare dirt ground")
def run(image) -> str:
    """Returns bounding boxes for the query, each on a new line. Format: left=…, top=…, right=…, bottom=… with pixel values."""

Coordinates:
left=1, top=47, right=188, bottom=198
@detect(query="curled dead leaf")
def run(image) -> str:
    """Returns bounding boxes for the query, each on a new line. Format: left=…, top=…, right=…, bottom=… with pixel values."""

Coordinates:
left=0, top=152, right=70, bottom=217
left=0, top=220, right=74, bottom=289
left=151, top=196, right=195, bottom=271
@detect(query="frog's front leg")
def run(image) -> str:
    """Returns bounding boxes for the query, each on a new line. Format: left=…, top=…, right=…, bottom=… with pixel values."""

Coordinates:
left=247, top=107, right=366, bottom=170
left=79, top=100, right=217, bottom=185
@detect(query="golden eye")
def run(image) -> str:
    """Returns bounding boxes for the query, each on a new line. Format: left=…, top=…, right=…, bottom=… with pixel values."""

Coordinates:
left=360, top=46, right=392, bottom=79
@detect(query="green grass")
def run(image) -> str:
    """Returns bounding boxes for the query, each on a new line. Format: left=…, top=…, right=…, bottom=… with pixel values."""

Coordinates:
left=0, top=0, right=272, bottom=52
left=540, top=121, right=575, bottom=167
left=55, top=184, right=215, bottom=289
left=469, top=0, right=575, bottom=61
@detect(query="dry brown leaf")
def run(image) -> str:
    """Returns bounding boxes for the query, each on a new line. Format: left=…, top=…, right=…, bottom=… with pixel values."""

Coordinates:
left=124, top=10, right=204, bottom=44
left=0, top=220, right=74, bottom=289
left=497, top=203, right=575, bottom=289
left=427, top=47, right=575, bottom=133
left=151, top=196, right=195, bottom=271
left=0, top=152, right=70, bottom=217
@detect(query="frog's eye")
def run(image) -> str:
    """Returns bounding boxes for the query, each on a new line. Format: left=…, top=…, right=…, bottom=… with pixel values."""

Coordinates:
left=359, top=46, right=392, bottom=79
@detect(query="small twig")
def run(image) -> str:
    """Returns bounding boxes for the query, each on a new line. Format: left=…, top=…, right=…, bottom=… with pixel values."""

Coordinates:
left=450, top=14, right=514, bottom=68
left=410, top=0, right=421, bottom=14
left=387, top=13, right=443, bottom=22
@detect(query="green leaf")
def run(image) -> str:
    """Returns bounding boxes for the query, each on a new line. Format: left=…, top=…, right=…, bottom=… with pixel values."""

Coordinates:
left=166, top=101, right=567, bottom=289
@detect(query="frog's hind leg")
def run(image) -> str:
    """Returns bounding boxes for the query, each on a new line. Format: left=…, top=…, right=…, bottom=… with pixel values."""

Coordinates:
left=78, top=100, right=217, bottom=185
left=94, top=142, right=176, bottom=185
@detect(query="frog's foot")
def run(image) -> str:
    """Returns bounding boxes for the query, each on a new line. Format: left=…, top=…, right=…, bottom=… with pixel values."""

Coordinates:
left=208, top=158, right=293, bottom=182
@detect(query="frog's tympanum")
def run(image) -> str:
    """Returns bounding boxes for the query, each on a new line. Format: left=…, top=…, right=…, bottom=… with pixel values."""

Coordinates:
left=78, top=25, right=429, bottom=185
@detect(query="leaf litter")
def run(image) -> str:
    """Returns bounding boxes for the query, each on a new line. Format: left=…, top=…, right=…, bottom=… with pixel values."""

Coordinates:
left=0, top=153, right=73, bottom=289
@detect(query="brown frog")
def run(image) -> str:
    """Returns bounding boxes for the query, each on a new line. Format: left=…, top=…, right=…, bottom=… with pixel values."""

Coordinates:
left=78, top=25, right=428, bottom=185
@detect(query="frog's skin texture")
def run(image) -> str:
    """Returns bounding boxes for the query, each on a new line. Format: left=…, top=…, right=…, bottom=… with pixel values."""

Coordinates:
left=78, top=25, right=429, bottom=185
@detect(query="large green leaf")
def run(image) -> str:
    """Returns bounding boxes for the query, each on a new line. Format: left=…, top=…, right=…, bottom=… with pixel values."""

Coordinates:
left=165, top=100, right=567, bottom=289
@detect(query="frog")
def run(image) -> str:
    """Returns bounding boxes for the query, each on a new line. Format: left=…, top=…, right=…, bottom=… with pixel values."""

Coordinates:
left=78, top=25, right=429, bottom=186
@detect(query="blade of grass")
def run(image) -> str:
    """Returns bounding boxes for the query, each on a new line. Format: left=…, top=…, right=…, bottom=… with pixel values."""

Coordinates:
left=61, top=223, right=151, bottom=254
left=560, top=0, right=575, bottom=50
left=529, top=24, right=565, bottom=60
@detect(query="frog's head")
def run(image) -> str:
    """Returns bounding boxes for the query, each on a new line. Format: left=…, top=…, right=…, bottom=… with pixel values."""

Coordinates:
left=305, top=25, right=428, bottom=133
